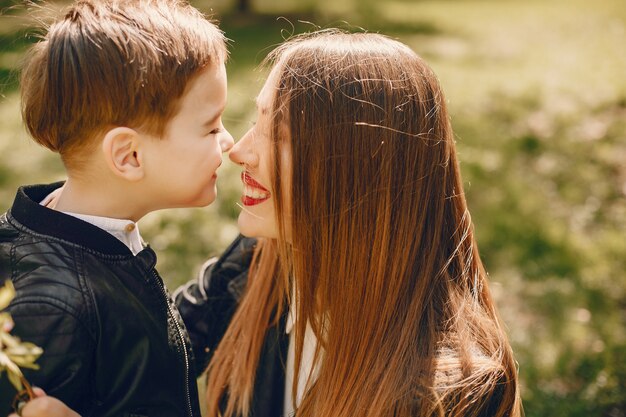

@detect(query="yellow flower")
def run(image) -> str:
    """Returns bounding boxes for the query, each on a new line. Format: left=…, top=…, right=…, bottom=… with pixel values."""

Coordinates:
left=0, top=281, right=43, bottom=393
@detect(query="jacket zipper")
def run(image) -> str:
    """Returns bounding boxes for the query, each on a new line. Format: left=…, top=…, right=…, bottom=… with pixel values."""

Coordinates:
left=152, top=269, right=193, bottom=417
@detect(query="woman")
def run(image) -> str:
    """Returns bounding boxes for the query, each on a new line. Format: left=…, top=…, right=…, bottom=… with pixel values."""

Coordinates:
left=204, top=30, right=521, bottom=417
left=13, top=30, right=521, bottom=417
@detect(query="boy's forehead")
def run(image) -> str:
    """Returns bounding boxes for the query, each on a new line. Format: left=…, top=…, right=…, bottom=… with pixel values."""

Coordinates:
left=188, top=64, right=226, bottom=98
left=171, top=64, right=227, bottom=122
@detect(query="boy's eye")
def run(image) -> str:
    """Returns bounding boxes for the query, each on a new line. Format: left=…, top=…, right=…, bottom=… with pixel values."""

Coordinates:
left=209, top=128, right=222, bottom=135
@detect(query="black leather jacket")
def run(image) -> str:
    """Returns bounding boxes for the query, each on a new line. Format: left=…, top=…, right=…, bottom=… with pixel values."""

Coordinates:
left=174, top=235, right=289, bottom=417
left=0, top=183, right=201, bottom=417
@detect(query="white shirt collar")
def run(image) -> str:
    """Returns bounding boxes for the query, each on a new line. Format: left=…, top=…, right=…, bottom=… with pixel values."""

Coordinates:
left=61, top=212, right=145, bottom=256
left=39, top=191, right=145, bottom=255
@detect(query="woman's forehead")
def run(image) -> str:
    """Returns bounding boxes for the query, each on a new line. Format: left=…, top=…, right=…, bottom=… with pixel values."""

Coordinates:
left=256, top=66, right=282, bottom=108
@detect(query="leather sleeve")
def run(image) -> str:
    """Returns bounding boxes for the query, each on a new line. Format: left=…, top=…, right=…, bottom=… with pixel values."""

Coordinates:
left=0, top=297, right=95, bottom=416
left=174, top=235, right=256, bottom=376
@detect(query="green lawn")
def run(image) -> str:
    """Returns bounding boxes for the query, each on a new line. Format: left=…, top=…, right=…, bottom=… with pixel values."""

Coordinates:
left=1, top=0, right=625, bottom=415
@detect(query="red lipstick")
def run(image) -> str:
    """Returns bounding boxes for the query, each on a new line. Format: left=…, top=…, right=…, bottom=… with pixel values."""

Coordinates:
left=241, top=172, right=271, bottom=206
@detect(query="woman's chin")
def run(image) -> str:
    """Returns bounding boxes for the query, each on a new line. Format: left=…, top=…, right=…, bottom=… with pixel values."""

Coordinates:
left=237, top=215, right=260, bottom=238
left=237, top=214, right=276, bottom=239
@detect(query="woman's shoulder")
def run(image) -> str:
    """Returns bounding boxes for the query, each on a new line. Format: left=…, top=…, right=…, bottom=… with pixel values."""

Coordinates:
left=216, top=234, right=257, bottom=270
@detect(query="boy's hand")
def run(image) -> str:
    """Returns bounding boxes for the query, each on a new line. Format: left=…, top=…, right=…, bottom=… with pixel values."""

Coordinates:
left=8, top=388, right=81, bottom=417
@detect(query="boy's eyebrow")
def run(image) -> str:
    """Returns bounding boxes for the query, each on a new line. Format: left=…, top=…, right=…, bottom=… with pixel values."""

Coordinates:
left=202, top=105, right=226, bottom=128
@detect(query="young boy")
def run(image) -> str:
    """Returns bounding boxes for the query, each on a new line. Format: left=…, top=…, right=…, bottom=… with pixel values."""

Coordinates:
left=0, top=1, right=233, bottom=416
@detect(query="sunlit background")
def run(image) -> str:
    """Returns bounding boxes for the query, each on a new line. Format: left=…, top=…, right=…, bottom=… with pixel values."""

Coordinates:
left=1, top=0, right=625, bottom=415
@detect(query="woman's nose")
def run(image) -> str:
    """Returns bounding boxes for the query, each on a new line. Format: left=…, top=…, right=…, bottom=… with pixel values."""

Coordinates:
left=229, top=128, right=259, bottom=168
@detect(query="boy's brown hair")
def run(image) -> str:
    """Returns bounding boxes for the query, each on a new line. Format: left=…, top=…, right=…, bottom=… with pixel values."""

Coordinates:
left=21, top=0, right=227, bottom=169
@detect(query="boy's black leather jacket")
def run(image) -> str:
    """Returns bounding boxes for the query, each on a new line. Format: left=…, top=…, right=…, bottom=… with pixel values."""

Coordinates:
left=0, top=183, right=201, bottom=417
left=174, top=235, right=289, bottom=417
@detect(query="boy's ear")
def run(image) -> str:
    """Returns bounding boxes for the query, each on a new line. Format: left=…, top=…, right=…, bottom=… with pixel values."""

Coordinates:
left=101, top=127, right=144, bottom=181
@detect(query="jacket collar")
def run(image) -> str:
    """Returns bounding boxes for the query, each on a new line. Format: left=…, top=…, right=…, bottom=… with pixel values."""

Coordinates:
left=8, top=182, right=149, bottom=258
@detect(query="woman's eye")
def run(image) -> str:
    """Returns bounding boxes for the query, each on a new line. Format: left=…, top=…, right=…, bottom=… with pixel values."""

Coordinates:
left=209, top=128, right=222, bottom=135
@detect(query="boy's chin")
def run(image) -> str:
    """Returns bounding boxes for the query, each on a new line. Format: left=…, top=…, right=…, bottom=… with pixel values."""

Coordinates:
left=187, top=189, right=217, bottom=208
left=200, top=195, right=217, bottom=207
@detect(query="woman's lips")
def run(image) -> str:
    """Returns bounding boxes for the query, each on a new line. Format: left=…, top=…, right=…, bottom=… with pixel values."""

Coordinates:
left=241, top=172, right=271, bottom=206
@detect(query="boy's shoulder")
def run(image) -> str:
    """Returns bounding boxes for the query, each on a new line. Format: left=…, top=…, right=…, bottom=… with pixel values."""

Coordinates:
left=0, top=207, right=95, bottom=323
left=0, top=182, right=151, bottom=314
left=5, top=182, right=136, bottom=256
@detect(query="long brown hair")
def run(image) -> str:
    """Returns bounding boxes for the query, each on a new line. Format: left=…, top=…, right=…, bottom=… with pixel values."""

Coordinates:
left=206, top=30, right=521, bottom=417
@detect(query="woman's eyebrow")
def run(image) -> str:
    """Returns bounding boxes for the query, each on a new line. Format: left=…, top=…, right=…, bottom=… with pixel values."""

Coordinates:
left=255, top=98, right=269, bottom=115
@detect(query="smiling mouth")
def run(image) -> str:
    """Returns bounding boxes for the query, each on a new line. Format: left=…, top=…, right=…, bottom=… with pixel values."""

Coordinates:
left=241, top=172, right=271, bottom=206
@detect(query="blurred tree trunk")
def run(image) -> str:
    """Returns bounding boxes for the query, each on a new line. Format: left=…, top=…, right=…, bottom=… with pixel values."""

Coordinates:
left=236, top=0, right=251, bottom=13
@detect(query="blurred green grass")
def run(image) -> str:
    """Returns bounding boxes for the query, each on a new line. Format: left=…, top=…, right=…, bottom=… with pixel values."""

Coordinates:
left=1, top=0, right=625, bottom=416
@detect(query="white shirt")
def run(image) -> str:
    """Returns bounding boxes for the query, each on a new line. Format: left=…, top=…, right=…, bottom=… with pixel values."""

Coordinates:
left=283, top=297, right=322, bottom=416
left=40, top=191, right=145, bottom=255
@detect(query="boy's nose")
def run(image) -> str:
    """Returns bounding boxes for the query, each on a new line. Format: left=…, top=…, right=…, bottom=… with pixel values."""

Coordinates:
left=219, top=130, right=234, bottom=152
